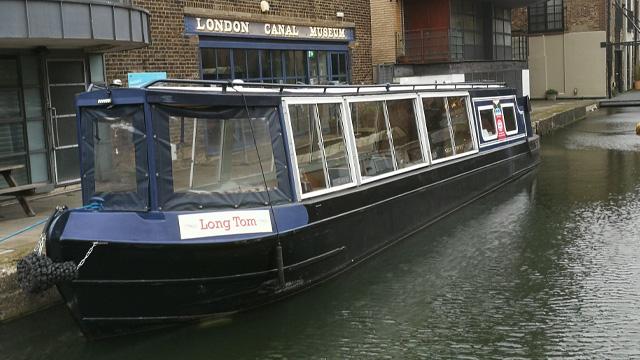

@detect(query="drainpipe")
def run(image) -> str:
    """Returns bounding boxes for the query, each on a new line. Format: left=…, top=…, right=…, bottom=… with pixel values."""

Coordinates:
left=607, top=0, right=612, bottom=98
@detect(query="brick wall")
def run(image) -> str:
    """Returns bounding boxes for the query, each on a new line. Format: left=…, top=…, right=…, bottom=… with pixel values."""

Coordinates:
left=370, top=0, right=403, bottom=66
left=105, top=0, right=373, bottom=85
left=510, top=0, right=606, bottom=34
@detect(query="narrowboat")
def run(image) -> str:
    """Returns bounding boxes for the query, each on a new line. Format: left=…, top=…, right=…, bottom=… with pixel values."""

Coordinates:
left=43, top=80, right=540, bottom=338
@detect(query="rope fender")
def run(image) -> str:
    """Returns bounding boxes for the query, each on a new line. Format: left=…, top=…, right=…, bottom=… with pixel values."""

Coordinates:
left=15, top=200, right=104, bottom=295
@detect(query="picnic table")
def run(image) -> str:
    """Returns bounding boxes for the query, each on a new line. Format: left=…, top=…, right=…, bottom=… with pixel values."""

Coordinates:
left=0, top=164, right=45, bottom=217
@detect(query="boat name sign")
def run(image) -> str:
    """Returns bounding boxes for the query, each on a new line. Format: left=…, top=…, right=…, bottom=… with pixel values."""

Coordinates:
left=178, top=210, right=273, bottom=240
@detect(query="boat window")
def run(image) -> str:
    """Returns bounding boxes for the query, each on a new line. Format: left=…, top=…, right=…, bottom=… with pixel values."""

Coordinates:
left=502, top=104, right=518, bottom=134
left=350, top=101, right=395, bottom=177
left=317, top=103, right=352, bottom=186
left=153, top=105, right=292, bottom=210
left=80, top=105, right=148, bottom=211
left=386, top=99, right=424, bottom=169
left=422, top=97, right=454, bottom=161
left=289, top=104, right=328, bottom=193
left=479, top=107, right=497, bottom=141
left=288, top=102, right=353, bottom=195
left=447, top=97, right=475, bottom=154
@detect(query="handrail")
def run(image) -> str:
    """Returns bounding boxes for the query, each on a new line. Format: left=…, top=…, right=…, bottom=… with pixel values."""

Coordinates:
left=143, top=79, right=507, bottom=93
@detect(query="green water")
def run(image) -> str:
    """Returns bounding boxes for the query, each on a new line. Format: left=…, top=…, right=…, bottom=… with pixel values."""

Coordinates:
left=2, top=108, right=640, bottom=359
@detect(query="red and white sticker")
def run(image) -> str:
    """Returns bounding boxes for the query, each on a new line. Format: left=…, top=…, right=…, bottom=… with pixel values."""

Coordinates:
left=494, top=107, right=507, bottom=141
left=178, top=210, right=273, bottom=240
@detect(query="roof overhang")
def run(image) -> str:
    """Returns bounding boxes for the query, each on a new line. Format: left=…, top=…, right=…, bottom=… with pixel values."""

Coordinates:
left=0, top=0, right=151, bottom=52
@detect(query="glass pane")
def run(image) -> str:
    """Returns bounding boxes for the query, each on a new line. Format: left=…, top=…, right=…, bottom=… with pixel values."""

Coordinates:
left=201, top=48, right=217, bottom=80
left=350, top=101, right=394, bottom=177
left=94, top=112, right=143, bottom=193
left=27, top=121, right=45, bottom=151
left=308, top=51, right=319, bottom=85
left=0, top=155, right=28, bottom=188
left=0, top=122, right=25, bottom=155
left=54, top=147, right=80, bottom=182
left=50, top=85, right=85, bottom=116
left=447, top=97, right=474, bottom=154
left=260, top=50, right=272, bottom=80
left=318, top=51, right=328, bottom=83
left=295, top=51, right=305, bottom=78
left=422, top=97, right=453, bottom=161
left=246, top=50, right=260, bottom=79
left=21, top=56, right=41, bottom=86
left=24, top=88, right=43, bottom=120
left=503, top=105, right=518, bottom=133
left=54, top=117, right=78, bottom=147
left=0, top=59, right=19, bottom=86
left=386, top=99, right=423, bottom=168
left=89, top=54, right=105, bottom=84
left=289, top=104, right=327, bottom=193
left=317, top=103, right=352, bottom=187
left=233, top=49, right=246, bottom=80
left=273, top=50, right=283, bottom=81
left=29, top=153, right=49, bottom=183
left=217, top=49, right=231, bottom=80
left=0, top=90, right=21, bottom=120
left=47, top=61, right=85, bottom=84
left=285, top=51, right=296, bottom=81
left=479, top=108, right=497, bottom=140
left=168, top=114, right=278, bottom=194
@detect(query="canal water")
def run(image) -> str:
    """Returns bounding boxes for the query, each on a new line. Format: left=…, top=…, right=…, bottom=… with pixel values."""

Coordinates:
left=1, top=107, right=640, bottom=359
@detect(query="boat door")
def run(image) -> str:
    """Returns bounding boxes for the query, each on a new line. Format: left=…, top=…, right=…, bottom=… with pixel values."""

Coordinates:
left=46, top=59, right=87, bottom=184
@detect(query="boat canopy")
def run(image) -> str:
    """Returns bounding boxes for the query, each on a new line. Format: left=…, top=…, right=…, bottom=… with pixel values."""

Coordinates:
left=75, top=81, right=527, bottom=212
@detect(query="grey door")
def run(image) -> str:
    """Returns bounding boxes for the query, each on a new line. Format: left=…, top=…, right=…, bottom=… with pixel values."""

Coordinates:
left=47, top=59, right=86, bottom=184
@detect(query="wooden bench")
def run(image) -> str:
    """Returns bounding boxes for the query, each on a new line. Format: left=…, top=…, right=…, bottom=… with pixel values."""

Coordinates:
left=0, top=165, right=46, bottom=217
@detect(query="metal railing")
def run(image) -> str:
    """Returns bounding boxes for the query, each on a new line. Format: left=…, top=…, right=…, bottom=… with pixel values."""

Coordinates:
left=512, top=34, right=529, bottom=61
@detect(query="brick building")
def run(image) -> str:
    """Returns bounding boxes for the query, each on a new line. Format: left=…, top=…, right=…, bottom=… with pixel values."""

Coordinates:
left=106, top=0, right=373, bottom=86
left=370, top=0, right=541, bottom=96
left=512, top=0, right=638, bottom=99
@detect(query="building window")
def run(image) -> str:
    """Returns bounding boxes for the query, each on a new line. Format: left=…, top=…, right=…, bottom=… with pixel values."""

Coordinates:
left=528, top=0, right=564, bottom=33
left=493, top=7, right=512, bottom=60
left=201, top=48, right=349, bottom=84
left=450, top=0, right=487, bottom=61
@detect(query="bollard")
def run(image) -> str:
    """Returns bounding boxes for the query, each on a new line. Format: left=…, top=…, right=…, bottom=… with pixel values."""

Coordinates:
left=637, top=122, right=640, bottom=135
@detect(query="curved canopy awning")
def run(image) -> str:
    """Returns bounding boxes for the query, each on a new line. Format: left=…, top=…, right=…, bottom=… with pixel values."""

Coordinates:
left=0, top=0, right=151, bottom=52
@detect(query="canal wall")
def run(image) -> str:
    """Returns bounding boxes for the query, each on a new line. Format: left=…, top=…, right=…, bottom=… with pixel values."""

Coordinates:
left=531, top=100, right=599, bottom=135
left=0, top=264, right=61, bottom=322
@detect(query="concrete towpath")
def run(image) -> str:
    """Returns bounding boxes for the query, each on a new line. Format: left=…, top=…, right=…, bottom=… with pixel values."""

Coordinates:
left=0, top=188, right=81, bottom=322
left=530, top=99, right=599, bottom=135
left=599, top=90, right=640, bottom=107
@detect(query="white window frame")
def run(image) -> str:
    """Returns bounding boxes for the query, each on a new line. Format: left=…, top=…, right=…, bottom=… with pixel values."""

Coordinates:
left=417, top=92, right=479, bottom=165
left=477, top=105, right=498, bottom=142
left=500, top=103, right=519, bottom=136
left=282, top=97, right=358, bottom=200
left=345, top=93, right=430, bottom=185
left=473, top=95, right=528, bottom=148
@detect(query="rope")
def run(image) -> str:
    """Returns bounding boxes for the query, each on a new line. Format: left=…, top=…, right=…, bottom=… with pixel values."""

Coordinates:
left=0, top=201, right=103, bottom=245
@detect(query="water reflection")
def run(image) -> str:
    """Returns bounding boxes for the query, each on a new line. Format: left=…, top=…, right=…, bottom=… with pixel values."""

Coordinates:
left=1, top=108, right=640, bottom=359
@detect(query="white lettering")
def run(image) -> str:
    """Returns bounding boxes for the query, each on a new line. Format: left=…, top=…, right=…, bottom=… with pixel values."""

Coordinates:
left=214, top=19, right=224, bottom=32
left=206, top=18, right=214, bottom=31
left=196, top=18, right=205, bottom=31
left=224, top=20, right=233, bottom=32
left=310, top=27, right=317, bottom=37
left=233, top=21, right=241, bottom=32
left=264, top=23, right=271, bottom=34
left=241, top=21, right=249, bottom=33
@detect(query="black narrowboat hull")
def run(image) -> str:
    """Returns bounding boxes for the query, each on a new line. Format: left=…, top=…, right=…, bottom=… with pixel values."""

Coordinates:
left=47, top=136, right=540, bottom=338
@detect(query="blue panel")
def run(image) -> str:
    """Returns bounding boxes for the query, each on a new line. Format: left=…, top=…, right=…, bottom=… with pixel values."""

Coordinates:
left=128, top=72, right=167, bottom=88
left=199, top=37, right=349, bottom=52
left=60, top=204, right=309, bottom=244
